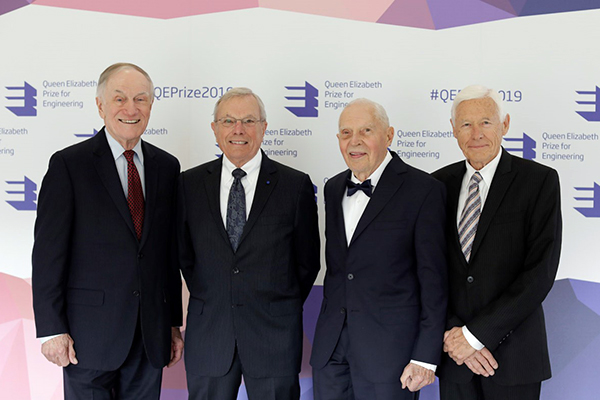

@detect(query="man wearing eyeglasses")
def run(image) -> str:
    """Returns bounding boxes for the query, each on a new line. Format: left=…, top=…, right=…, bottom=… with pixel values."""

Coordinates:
left=177, top=87, right=320, bottom=400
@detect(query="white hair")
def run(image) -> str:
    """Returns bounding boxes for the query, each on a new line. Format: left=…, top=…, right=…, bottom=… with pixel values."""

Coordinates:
left=340, top=98, right=390, bottom=127
left=451, top=85, right=506, bottom=123
left=213, top=87, right=267, bottom=121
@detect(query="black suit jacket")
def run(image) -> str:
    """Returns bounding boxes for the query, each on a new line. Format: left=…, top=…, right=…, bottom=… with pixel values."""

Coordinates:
left=32, top=128, right=182, bottom=371
left=177, top=152, right=320, bottom=378
left=310, top=152, right=448, bottom=383
left=432, top=149, right=562, bottom=385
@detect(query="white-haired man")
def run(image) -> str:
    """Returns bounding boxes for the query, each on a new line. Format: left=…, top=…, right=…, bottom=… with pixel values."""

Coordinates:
left=433, top=84, right=562, bottom=400
left=310, top=98, right=448, bottom=400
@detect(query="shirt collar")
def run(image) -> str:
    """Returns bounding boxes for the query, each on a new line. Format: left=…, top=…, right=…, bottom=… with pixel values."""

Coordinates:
left=349, top=151, right=393, bottom=189
left=105, top=128, right=144, bottom=165
left=222, top=150, right=262, bottom=177
left=464, top=148, right=501, bottom=183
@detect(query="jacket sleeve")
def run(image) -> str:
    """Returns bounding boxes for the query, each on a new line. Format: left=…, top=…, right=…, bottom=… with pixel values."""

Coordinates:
left=467, top=169, right=562, bottom=351
left=32, top=152, right=74, bottom=337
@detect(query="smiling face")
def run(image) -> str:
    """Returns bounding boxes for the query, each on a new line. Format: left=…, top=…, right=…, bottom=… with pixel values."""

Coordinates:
left=337, top=102, right=394, bottom=182
left=211, top=95, right=266, bottom=168
left=96, top=68, right=153, bottom=150
left=452, top=97, right=510, bottom=170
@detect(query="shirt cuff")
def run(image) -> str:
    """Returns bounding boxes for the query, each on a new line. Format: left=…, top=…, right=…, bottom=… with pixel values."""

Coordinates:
left=410, top=359, right=437, bottom=372
left=40, top=333, right=66, bottom=344
left=462, top=326, right=485, bottom=350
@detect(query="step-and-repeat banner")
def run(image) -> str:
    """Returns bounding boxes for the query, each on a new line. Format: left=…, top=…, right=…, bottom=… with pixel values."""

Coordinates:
left=1, top=1, right=600, bottom=399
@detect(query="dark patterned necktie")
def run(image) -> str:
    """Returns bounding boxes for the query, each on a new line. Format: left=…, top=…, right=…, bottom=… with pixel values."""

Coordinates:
left=123, top=150, right=144, bottom=241
left=226, top=168, right=247, bottom=252
left=458, top=172, right=482, bottom=262
left=346, top=179, right=373, bottom=197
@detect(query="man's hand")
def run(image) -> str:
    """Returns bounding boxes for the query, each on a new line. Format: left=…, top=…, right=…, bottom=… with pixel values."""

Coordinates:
left=400, top=363, right=435, bottom=392
left=443, top=327, right=476, bottom=365
left=464, top=348, right=498, bottom=377
left=41, top=334, right=78, bottom=367
left=167, top=327, right=184, bottom=368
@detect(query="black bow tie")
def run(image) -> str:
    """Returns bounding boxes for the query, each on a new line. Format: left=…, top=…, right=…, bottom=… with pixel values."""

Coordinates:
left=346, top=179, right=373, bottom=197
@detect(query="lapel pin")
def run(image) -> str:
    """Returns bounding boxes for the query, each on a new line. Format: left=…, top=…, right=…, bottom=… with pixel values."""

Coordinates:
left=266, top=180, right=270, bottom=185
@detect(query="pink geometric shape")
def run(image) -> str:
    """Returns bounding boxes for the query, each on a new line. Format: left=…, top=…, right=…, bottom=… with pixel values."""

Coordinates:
left=32, top=0, right=258, bottom=19
left=0, top=273, right=34, bottom=324
left=260, top=0, right=395, bottom=23
left=378, top=0, right=435, bottom=29
left=0, top=320, right=21, bottom=367
left=0, top=321, right=31, bottom=399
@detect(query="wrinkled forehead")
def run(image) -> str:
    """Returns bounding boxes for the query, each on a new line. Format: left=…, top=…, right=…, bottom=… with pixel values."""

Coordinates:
left=339, top=104, right=380, bottom=129
left=216, top=95, right=261, bottom=118
left=455, top=97, right=500, bottom=121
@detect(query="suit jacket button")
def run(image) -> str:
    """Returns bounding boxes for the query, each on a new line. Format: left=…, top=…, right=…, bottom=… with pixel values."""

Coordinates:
left=132, top=290, right=140, bottom=297
left=138, top=253, right=144, bottom=259
left=467, top=276, right=474, bottom=283
left=347, top=273, right=354, bottom=280
left=340, top=307, right=346, bottom=314
left=233, top=267, right=240, bottom=274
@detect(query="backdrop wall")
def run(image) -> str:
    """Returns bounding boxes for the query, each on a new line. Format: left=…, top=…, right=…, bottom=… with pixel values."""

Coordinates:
left=1, top=1, right=600, bottom=399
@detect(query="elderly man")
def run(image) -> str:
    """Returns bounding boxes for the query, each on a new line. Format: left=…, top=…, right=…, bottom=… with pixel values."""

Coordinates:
left=310, top=98, right=448, bottom=400
left=433, top=85, right=562, bottom=400
left=32, top=63, right=183, bottom=399
left=177, top=87, right=320, bottom=400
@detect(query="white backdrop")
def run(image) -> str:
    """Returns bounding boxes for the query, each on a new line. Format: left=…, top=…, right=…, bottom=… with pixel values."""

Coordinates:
left=1, top=5, right=600, bottom=399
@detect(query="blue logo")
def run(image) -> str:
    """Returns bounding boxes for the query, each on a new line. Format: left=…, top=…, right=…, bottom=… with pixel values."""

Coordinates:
left=285, top=82, right=318, bottom=118
left=576, top=87, right=600, bottom=121
left=574, top=183, right=600, bottom=217
left=5, top=82, right=37, bottom=117
left=6, top=176, right=37, bottom=211
left=504, top=133, right=536, bottom=160
left=74, top=128, right=98, bottom=138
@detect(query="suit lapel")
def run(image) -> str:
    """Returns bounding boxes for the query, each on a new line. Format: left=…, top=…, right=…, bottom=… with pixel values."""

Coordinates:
left=471, top=149, right=516, bottom=260
left=139, top=141, right=157, bottom=247
left=446, top=163, right=467, bottom=268
left=204, top=158, right=230, bottom=245
left=92, top=129, right=138, bottom=240
left=329, top=170, right=351, bottom=249
left=349, top=153, right=405, bottom=247
left=238, top=153, right=278, bottom=247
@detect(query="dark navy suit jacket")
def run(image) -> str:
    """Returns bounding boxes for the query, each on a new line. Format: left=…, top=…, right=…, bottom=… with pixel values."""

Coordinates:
left=310, top=151, right=448, bottom=383
left=32, top=128, right=182, bottom=370
left=433, top=149, right=562, bottom=385
left=177, top=152, right=320, bottom=378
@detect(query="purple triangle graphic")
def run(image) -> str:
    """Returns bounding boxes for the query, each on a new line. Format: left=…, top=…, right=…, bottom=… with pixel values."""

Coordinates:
left=426, top=0, right=515, bottom=29
left=0, top=0, right=31, bottom=16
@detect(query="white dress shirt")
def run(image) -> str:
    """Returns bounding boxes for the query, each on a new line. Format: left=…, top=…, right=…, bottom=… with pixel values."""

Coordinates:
left=456, top=150, right=502, bottom=350
left=105, top=131, right=146, bottom=198
left=341, top=152, right=436, bottom=372
left=219, top=151, right=262, bottom=227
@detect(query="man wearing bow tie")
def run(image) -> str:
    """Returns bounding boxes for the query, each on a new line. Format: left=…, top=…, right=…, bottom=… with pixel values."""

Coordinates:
left=310, top=98, right=448, bottom=400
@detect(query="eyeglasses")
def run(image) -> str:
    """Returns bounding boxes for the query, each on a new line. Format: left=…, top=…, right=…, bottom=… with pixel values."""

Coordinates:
left=215, top=117, right=263, bottom=128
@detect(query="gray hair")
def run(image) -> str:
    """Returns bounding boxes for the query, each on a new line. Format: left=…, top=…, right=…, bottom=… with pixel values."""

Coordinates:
left=341, top=98, right=390, bottom=127
left=96, top=62, right=154, bottom=100
left=213, top=87, right=267, bottom=121
left=451, top=85, right=506, bottom=123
